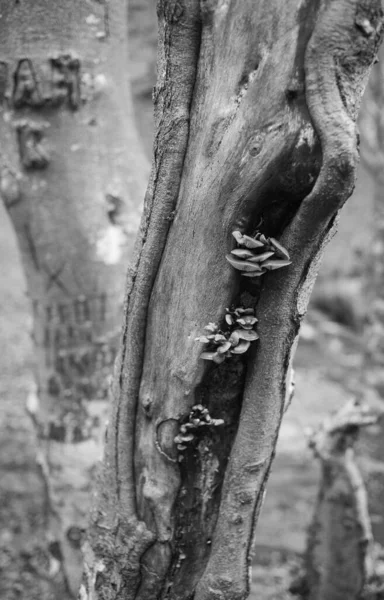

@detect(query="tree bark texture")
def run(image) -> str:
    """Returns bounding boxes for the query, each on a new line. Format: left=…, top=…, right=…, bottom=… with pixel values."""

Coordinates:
left=359, top=44, right=384, bottom=547
left=83, top=1, right=384, bottom=599
left=0, top=0, right=148, bottom=595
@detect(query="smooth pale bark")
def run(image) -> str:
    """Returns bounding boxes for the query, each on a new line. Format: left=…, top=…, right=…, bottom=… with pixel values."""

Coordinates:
left=128, top=0, right=157, bottom=98
left=128, top=0, right=157, bottom=157
left=83, top=1, right=384, bottom=599
left=0, top=1, right=147, bottom=595
left=359, top=44, right=384, bottom=546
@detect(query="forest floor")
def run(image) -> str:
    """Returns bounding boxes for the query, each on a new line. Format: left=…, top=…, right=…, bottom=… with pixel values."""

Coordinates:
left=0, top=7, right=380, bottom=596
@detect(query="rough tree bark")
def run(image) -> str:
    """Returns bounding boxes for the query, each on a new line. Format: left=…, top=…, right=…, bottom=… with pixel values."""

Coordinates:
left=82, top=1, right=384, bottom=599
left=359, top=43, right=384, bottom=547
left=0, top=1, right=148, bottom=595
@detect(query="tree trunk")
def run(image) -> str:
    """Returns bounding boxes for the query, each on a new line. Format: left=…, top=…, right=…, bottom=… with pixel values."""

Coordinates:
left=358, top=44, right=384, bottom=548
left=82, top=2, right=384, bottom=599
left=128, top=0, right=157, bottom=157
left=304, top=400, right=379, bottom=600
left=0, top=1, right=148, bottom=595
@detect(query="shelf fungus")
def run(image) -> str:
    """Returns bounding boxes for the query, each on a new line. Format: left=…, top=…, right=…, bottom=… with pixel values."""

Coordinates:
left=226, top=230, right=291, bottom=277
left=196, top=307, right=259, bottom=364
left=175, top=404, right=225, bottom=460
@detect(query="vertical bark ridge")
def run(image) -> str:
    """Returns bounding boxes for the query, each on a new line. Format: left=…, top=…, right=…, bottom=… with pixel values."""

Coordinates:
left=83, top=2, right=202, bottom=599
left=113, top=0, right=202, bottom=517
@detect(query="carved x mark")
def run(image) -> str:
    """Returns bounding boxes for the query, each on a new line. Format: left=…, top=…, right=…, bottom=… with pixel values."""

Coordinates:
left=45, top=262, right=69, bottom=295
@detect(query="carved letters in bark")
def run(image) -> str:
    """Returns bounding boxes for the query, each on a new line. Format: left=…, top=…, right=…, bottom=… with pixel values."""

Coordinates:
left=11, top=56, right=81, bottom=110
left=15, top=120, right=50, bottom=169
left=32, top=295, right=118, bottom=444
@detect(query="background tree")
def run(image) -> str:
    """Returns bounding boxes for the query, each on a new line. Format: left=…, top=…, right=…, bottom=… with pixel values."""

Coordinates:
left=128, top=0, right=157, bottom=156
left=303, top=400, right=381, bottom=600
left=81, top=1, right=384, bottom=599
left=359, top=43, right=384, bottom=547
left=0, top=0, right=148, bottom=594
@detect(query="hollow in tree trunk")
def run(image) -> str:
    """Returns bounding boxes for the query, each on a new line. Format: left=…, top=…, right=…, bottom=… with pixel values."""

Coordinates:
left=0, top=0, right=148, bottom=595
left=82, top=1, right=384, bottom=599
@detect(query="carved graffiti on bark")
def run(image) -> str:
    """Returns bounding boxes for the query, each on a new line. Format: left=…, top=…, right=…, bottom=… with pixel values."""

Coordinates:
left=15, top=120, right=50, bottom=169
left=0, top=61, right=9, bottom=103
left=50, top=55, right=81, bottom=109
left=9, top=56, right=81, bottom=110
left=13, top=59, right=42, bottom=108
left=32, top=296, right=118, bottom=443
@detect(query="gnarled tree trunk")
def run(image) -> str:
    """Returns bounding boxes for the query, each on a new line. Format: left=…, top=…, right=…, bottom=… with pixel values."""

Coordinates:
left=82, top=1, right=384, bottom=599
left=0, top=0, right=148, bottom=595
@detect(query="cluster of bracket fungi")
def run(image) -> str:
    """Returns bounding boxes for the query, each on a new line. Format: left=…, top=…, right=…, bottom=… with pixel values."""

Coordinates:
left=226, top=230, right=291, bottom=277
left=179, top=233, right=292, bottom=454
left=174, top=404, right=224, bottom=460
left=196, top=307, right=259, bottom=364
left=194, top=232, right=290, bottom=366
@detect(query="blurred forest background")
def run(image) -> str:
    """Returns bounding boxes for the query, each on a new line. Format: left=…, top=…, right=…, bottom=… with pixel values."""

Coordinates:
left=0, top=3, right=381, bottom=599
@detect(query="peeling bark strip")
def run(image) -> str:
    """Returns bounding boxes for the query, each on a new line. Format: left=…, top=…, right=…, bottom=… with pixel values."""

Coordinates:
left=0, top=0, right=148, bottom=596
left=85, top=1, right=384, bottom=599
